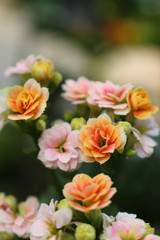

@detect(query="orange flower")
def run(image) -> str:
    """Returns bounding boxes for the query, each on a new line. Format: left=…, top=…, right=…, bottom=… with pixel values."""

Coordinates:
left=7, top=78, right=49, bottom=120
left=63, top=173, right=116, bottom=212
left=79, top=114, right=126, bottom=164
left=127, top=88, right=159, bottom=120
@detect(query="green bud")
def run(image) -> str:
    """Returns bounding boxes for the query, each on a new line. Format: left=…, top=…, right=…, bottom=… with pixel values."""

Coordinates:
left=36, top=119, right=46, bottom=131
left=52, top=72, right=63, bottom=86
left=71, top=117, right=86, bottom=130
left=75, top=224, right=96, bottom=240
left=57, top=199, right=71, bottom=210
left=126, top=149, right=137, bottom=157
left=117, top=121, right=132, bottom=136
left=145, top=223, right=155, bottom=235
left=0, top=232, right=14, bottom=240
left=18, top=202, right=25, bottom=216
left=4, top=195, right=17, bottom=212
left=31, top=60, right=54, bottom=86
left=61, top=232, right=74, bottom=240
left=63, top=110, right=74, bottom=122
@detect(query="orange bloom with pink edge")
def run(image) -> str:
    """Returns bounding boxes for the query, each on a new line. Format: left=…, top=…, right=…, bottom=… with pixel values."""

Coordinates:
left=63, top=173, right=116, bottom=212
left=127, top=88, right=159, bottom=120
left=79, top=113, right=126, bottom=164
left=7, top=78, right=49, bottom=120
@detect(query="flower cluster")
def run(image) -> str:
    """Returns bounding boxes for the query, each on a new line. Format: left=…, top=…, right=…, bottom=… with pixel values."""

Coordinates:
left=0, top=193, right=39, bottom=239
left=0, top=55, right=159, bottom=240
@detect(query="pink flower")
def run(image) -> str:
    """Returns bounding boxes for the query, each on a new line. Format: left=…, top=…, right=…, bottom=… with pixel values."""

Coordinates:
left=132, top=117, right=159, bottom=158
left=30, top=200, right=72, bottom=240
left=0, top=193, right=15, bottom=235
left=101, top=212, right=146, bottom=240
left=12, top=197, right=39, bottom=238
left=61, top=76, right=94, bottom=104
left=145, top=235, right=160, bottom=240
left=4, top=55, right=41, bottom=77
left=88, top=80, right=133, bottom=115
left=38, top=122, right=81, bottom=171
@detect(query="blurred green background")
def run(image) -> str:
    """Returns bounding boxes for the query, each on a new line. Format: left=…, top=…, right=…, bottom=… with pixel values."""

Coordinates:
left=0, top=0, right=160, bottom=233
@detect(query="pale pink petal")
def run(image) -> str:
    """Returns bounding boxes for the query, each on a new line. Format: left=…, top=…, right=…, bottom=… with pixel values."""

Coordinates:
left=31, top=219, right=48, bottom=237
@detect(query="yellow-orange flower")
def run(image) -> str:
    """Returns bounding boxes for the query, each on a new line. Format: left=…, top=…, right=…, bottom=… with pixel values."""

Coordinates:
left=127, top=88, right=159, bottom=120
left=79, top=114, right=126, bottom=164
left=7, top=78, right=49, bottom=120
left=63, top=173, right=116, bottom=212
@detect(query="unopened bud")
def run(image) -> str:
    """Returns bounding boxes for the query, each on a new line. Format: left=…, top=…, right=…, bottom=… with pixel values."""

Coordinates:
left=145, top=223, right=155, bottom=235
left=75, top=224, right=96, bottom=240
left=57, top=199, right=71, bottom=210
left=126, top=149, right=137, bottom=157
left=31, top=60, right=54, bottom=86
left=36, top=119, right=46, bottom=131
left=18, top=202, right=25, bottom=216
left=4, top=195, right=17, bottom=212
left=0, top=232, right=14, bottom=240
left=71, top=117, right=86, bottom=130
left=52, top=72, right=62, bottom=86
left=117, top=121, right=132, bottom=136
left=63, top=110, right=74, bottom=122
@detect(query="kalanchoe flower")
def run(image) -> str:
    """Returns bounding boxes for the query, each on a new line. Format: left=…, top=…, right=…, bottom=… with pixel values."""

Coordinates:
left=7, top=78, right=49, bottom=120
left=127, top=88, right=159, bottom=120
left=88, top=81, right=132, bottom=115
left=61, top=76, right=94, bottom=104
left=4, top=55, right=40, bottom=77
left=12, top=197, right=39, bottom=238
left=0, top=193, right=15, bottom=236
left=38, top=122, right=81, bottom=171
left=101, top=212, right=147, bottom=240
left=30, top=199, right=72, bottom=240
left=63, top=173, right=116, bottom=213
left=79, top=113, right=126, bottom=164
left=132, top=117, right=159, bottom=158
left=145, top=234, right=160, bottom=240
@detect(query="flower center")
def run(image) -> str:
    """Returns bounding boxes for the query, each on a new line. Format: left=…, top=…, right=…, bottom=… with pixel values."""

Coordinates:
left=98, top=138, right=106, bottom=148
left=57, top=141, right=66, bottom=153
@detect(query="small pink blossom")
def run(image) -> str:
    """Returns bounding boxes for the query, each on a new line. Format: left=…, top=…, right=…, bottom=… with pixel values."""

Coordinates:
left=4, top=55, right=41, bottom=77
left=132, top=117, right=159, bottom=158
left=88, top=80, right=133, bottom=115
left=61, top=76, right=94, bottom=104
left=101, top=212, right=146, bottom=240
left=0, top=193, right=15, bottom=235
left=145, top=234, right=160, bottom=240
left=38, top=122, right=81, bottom=171
left=30, top=199, right=72, bottom=240
left=12, top=197, right=39, bottom=238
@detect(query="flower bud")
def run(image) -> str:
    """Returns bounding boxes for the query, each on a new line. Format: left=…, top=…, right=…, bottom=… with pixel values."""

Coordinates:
left=52, top=72, right=62, bottom=86
left=0, top=232, right=14, bottom=240
left=57, top=199, right=71, bottom=210
left=117, top=121, right=132, bottom=136
left=4, top=195, right=17, bottom=212
left=75, top=224, right=96, bottom=240
left=36, top=119, right=46, bottom=131
left=71, top=117, right=86, bottom=130
left=145, top=223, right=155, bottom=235
left=63, top=110, right=74, bottom=122
left=18, top=202, right=25, bottom=216
left=31, top=60, right=54, bottom=86
left=126, top=149, right=137, bottom=157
